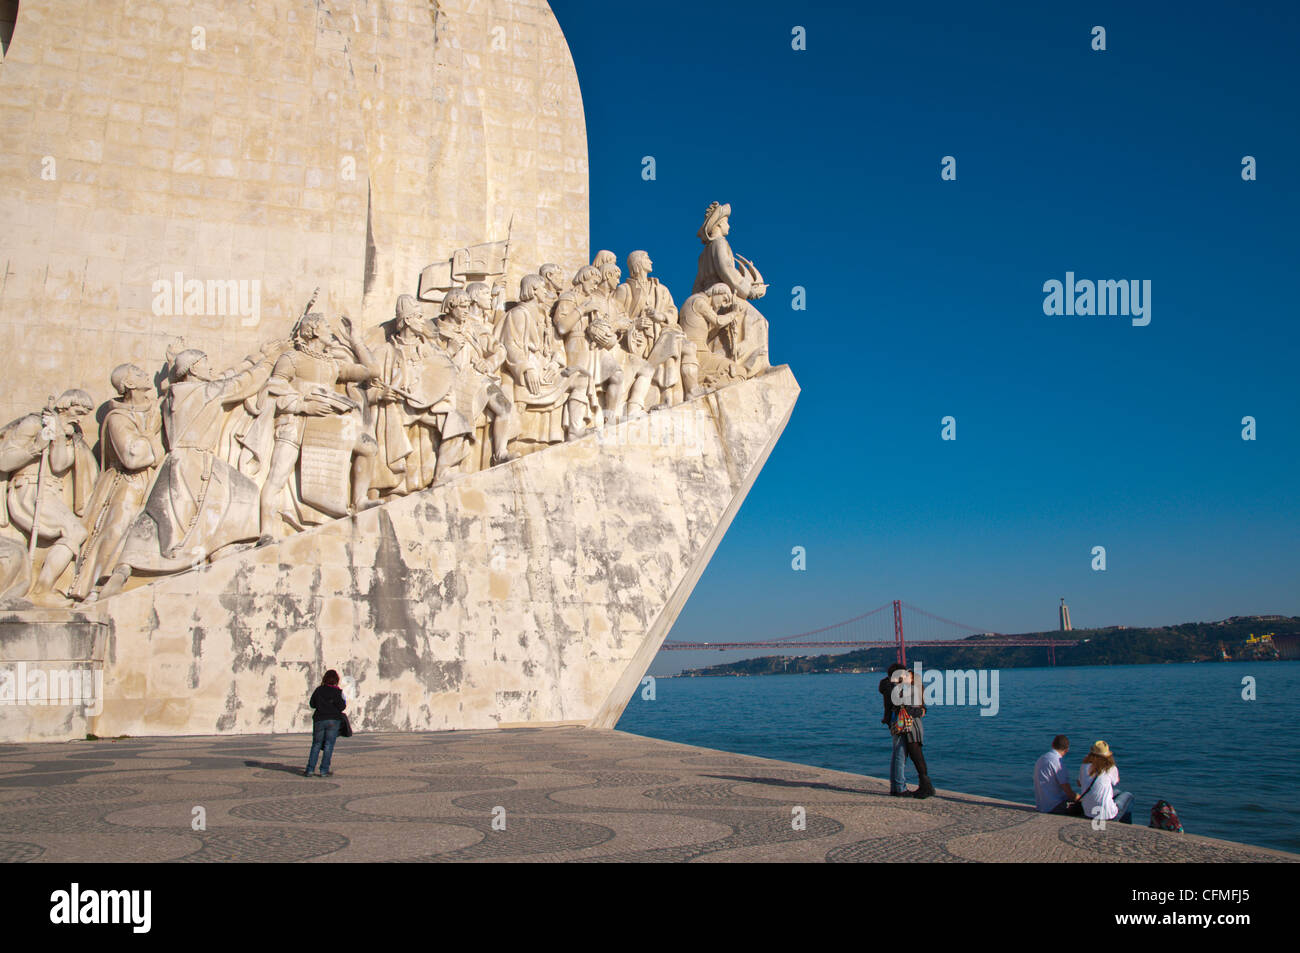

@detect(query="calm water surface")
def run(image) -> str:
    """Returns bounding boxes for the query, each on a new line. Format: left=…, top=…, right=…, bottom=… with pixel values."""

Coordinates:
left=617, top=662, right=1300, bottom=855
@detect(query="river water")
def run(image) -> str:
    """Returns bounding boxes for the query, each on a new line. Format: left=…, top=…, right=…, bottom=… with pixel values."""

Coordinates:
left=616, top=661, right=1300, bottom=855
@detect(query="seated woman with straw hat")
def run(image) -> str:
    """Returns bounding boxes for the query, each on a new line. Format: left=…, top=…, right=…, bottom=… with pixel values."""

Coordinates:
left=1077, top=740, right=1134, bottom=824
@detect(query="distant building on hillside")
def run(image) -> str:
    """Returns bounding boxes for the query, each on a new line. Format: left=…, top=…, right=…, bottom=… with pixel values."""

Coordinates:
left=1059, top=598, right=1073, bottom=632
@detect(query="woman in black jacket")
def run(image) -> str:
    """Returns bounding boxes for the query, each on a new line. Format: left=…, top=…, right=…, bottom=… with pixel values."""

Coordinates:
left=304, top=669, right=346, bottom=777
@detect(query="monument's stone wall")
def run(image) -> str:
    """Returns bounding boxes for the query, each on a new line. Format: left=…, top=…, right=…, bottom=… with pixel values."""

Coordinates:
left=0, top=613, right=105, bottom=739
left=0, top=368, right=799, bottom=742
left=0, top=0, right=588, bottom=426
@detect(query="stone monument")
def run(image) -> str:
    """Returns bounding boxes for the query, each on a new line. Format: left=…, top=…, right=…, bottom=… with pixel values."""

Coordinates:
left=0, top=0, right=799, bottom=743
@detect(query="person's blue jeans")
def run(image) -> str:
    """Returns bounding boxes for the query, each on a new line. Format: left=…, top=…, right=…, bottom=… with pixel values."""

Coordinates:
left=306, top=719, right=341, bottom=775
left=890, top=732, right=908, bottom=793
left=1114, top=791, right=1134, bottom=824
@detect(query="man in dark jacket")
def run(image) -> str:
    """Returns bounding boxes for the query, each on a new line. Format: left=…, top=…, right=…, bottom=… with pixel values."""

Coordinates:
left=305, top=669, right=347, bottom=777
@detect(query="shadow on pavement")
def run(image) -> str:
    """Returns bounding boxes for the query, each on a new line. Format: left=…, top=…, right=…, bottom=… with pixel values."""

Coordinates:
left=243, top=760, right=310, bottom=775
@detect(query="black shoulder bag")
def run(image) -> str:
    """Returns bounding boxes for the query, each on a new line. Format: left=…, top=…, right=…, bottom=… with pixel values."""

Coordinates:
left=1066, top=772, right=1097, bottom=817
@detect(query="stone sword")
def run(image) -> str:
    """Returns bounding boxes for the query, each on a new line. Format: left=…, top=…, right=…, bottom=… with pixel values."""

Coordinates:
left=28, top=395, right=56, bottom=568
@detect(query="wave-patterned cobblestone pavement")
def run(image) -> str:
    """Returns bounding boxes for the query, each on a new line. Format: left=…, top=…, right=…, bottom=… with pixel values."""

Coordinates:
left=0, top=728, right=1290, bottom=863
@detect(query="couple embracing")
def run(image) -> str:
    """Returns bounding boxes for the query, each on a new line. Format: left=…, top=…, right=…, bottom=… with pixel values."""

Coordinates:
left=878, top=662, right=936, bottom=799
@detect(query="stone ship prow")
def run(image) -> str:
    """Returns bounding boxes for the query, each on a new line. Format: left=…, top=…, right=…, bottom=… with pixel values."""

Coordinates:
left=0, top=0, right=794, bottom=743
left=0, top=368, right=797, bottom=742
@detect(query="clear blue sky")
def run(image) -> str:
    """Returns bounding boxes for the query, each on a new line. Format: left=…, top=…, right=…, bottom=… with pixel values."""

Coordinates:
left=550, top=0, right=1300, bottom=674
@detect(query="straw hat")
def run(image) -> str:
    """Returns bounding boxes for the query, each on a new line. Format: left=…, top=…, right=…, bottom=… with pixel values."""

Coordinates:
left=1089, top=740, right=1112, bottom=757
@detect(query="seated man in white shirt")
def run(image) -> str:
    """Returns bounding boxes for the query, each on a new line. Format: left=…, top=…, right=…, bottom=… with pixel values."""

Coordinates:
left=1033, top=734, right=1081, bottom=814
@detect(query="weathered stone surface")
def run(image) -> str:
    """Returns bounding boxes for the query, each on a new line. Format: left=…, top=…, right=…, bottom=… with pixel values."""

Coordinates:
left=0, top=611, right=107, bottom=740
left=0, top=367, right=799, bottom=742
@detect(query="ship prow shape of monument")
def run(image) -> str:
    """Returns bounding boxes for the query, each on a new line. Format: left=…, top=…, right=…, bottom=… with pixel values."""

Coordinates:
left=0, top=205, right=798, bottom=744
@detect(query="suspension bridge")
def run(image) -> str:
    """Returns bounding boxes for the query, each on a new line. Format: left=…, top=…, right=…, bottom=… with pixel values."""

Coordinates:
left=662, top=600, right=1081, bottom=665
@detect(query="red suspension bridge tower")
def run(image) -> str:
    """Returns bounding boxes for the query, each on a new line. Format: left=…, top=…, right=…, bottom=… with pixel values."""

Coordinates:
left=893, top=599, right=905, bottom=666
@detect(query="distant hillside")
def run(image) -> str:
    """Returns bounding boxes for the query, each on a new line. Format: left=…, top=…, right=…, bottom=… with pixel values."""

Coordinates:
left=676, top=616, right=1300, bottom=676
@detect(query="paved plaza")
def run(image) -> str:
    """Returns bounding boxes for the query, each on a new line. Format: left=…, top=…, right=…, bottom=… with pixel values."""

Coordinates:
left=0, top=727, right=1291, bottom=863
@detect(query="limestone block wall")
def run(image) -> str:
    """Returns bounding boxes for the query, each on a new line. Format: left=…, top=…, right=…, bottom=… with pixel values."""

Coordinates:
left=0, top=0, right=588, bottom=426
left=0, top=613, right=105, bottom=739
left=0, top=368, right=799, bottom=742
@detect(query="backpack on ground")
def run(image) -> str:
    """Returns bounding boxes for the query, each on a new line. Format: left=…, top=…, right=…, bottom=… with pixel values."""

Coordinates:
left=1149, top=800, right=1183, bottom=832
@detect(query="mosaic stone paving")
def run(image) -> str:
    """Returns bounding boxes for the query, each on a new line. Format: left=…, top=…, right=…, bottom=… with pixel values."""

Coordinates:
left=0, top=727, right=1291, bottom=863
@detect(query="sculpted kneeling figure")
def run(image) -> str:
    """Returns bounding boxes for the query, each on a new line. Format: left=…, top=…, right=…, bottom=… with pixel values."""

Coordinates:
left=0, top=390, right=97, bottom=604
left=678, top=283, right=750, bottom=397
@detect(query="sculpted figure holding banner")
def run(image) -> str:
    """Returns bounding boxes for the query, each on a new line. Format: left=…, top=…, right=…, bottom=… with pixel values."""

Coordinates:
left=0, top=390, right=97, bottom=604
left=258, top=313, right=380, bottom=540
left=693, top=201, right=771, bottom=377
left=434, top=290, right=518, bottom=470
left=71, top=364, right=164, bottom=601
left=498, top=274, right=591, bottom=447
left=98, top=343, right=286, bottom=598
left=615, top=250, right=685, bottom=416
left=369, top=295, right=463, bottom=495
